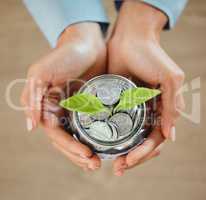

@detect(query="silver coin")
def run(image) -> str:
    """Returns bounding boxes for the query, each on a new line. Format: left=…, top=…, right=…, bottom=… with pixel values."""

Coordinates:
left=87, top=121, right=113, bottom=141
left=109, top=113, right=133, bottom=137
left=78, top=113, right=93, bottom=128
left=97, top=82, right=121, bottom=105
left=108, top=121, right=118, bottom=141
left=71, top=75, right=150, bottom=159
left=85, top=85, right=97, bottom=96
left=91, top=111, right=110, bottom=121
left=115, top=106, right=137, bottom=120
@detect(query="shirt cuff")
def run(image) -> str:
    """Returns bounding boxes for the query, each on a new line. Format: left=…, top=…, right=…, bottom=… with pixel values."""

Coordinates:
left=140, top=0, right=188, bottom=29
left=114, top=0, right=188, bottom=29
left=23, top=0, right=110, bottom=47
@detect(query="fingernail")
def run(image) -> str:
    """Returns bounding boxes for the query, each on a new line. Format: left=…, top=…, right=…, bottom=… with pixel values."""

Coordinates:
left=80, top=154, right=90, bottom=160
left=170, top=126, right=176, bottom=142
left=115, top=170, right=124, bottom=177
left=88, top=163, right=98, bottom=171
left=118, top=163, right=127, bottom=170
left=92, top=166, right=100, bottom=170
left=26, top=118, right=33, bottom=131
left=80, top=152, right=94, bottom=159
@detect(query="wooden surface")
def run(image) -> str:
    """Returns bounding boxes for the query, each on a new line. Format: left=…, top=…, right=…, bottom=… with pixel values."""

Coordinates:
left=0, top=0, right=205, bottom=200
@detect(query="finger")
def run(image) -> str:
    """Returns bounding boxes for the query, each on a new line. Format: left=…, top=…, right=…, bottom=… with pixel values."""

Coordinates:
left=176, top=94, right=185, bottom=112
left=52, top=139, right=101, bottom=171
left=126, top=128, right=165, bottom=167
left=113, top=156, right=127, bottom=176
left=87, top=154, right=101, bottom=171
left=113, top=149, right=160, bottom=176
left=53, top=139, right=101, bottom=171
left=44, top=126, right=93, bottom=159
left=42, top=111, right=60, bottom=129
left=127, top=149, right=161, bottom=170
left=160, top=82, right=179, bottom=139
left=42, top=85, right=68, bottom=129
left=52, top=141, right=90, bottom=170
left=113, top=142, right=164, bottom=175
left=138, top=148, right=161, bottom=165
left=161, top=67, right=184, bottom=139
left=42, top=96, right=65, bottom=128
left=127, top=142, right=164, bottom=169
left=21, top=77, right=48, bottom=131
left=43, top=97, right=62, bottom=113
left=42, top=88, right=101, bottom=170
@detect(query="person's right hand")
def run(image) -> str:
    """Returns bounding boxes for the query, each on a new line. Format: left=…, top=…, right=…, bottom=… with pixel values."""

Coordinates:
left=21, top=22, right=106, bottom=170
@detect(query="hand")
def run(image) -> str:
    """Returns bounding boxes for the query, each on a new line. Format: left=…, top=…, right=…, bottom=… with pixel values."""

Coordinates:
left=42, top=87, right=101, bottom=171
left=107, top=2, right=185, bottom=175
left=21, top=22, right=106, bottom=170
left=114, top=127, right=165, bottom=176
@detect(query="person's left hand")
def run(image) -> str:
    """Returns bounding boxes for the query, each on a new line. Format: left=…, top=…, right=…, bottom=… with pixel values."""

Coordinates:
left=113, top=127, right=165, bottom=176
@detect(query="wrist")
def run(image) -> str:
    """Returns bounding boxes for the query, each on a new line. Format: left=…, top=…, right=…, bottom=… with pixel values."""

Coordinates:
left=57, top=22, right=104, bottom=47
left=116, top=1, right=167, bottom=41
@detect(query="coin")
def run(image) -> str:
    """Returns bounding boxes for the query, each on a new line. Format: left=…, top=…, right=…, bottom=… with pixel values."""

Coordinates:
left=97, top=82, right=121, bottom=106
left=91, top=111, right=110, bottom=121
left=87, top=121, right=113, bottom=141
left=78, top=113, right=93, bottom=128
left=86, top=85, right=97, bottom=96
left=72, top=75, right=150, bottom=159
left=109, top=113, right=133, bottom=137
left=108, top=121, right=118, bottom=140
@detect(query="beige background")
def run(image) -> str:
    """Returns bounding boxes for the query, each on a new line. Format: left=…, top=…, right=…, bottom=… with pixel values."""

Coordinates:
left=0, top=0, right=206, bottom=200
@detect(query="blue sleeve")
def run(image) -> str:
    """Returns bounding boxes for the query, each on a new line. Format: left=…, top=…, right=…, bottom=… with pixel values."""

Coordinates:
left=23, top=0, right=109, bottom=47
left=115, top=0, right=188, bottom=29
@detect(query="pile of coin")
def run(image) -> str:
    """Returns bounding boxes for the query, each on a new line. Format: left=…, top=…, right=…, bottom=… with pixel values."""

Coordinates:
left=76, top=77, right=142, bottom=143
left=70, top=75, right=151, bottom=159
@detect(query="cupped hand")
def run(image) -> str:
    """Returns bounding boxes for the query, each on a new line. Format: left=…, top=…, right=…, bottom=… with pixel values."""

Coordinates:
left=107, top=2, right=185, bottom=175
left=42, top=87, right=101, bottom=171
left=21, top=22, right=106, bottom=130
left=114, top=127, right=165, bottom=176
left=21, top=22, right=106, bottom=170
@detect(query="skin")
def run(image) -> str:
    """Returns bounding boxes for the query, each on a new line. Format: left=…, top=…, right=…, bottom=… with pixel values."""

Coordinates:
left=21, top=22, right=105, bottom=171
left=108, top=1, right=185, bottom=176
left=21, top=2, right=185, bottom=175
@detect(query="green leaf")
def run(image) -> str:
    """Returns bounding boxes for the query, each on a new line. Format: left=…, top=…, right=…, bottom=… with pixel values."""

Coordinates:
left=114, top=87, right=161, bottom=112
left=59, top=93, right=109, bottom=115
